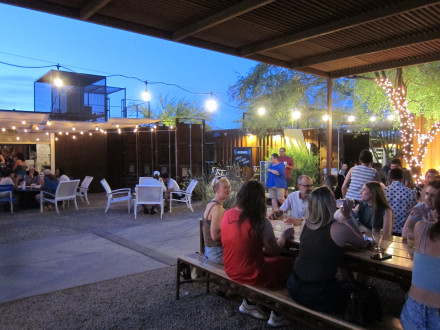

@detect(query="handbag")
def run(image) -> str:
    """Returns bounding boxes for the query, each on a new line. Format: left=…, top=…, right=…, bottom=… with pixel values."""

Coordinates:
left=344, top=282, right=382, bottom=326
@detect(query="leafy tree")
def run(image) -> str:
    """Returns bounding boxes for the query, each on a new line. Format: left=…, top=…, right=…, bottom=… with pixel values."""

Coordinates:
left=135, top=95, right=213, bottom=126
left=350, top=63, right=440, bottom=171
left=228, top=64, right=352, bottom=136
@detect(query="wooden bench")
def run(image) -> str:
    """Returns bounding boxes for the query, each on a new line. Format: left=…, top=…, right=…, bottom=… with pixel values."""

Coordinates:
left=176, top=254, right=402, bottom=329
left=177, top=220, right=402, bottom=329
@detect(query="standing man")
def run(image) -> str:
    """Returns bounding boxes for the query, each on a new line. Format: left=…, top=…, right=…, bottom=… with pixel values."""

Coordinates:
left=161, top=173, right=182, bottom=212
left=385, top=168, right=416, bottom=235
left=278, top=147, right=294, bottom=198
left=266, top=153, right=286, bottom=212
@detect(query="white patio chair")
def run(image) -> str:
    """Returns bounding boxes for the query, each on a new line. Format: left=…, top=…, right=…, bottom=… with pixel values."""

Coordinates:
left=40, top=180, right=80, bottom=214
left=139, top=177, right=153, bottom=185
left=170, top=179, right=197, bottom=213
left=134, top=185, right=165, bottom=219
left=0, top=184, right=15, bottom=213
left=77, top=176, right=93, bottom=205
left=100, top=179, right=131, bottom=213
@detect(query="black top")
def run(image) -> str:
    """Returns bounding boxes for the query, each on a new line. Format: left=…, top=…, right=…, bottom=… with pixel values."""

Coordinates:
left=294, top=222, right=344, bottom=282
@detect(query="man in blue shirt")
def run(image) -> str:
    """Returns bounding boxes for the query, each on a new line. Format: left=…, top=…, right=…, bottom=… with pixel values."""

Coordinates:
left=266, top=153, right=286, bottom=212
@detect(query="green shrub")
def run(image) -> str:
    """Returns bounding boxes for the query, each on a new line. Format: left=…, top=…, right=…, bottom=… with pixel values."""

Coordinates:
left=267, top=145, right=320, bottom=186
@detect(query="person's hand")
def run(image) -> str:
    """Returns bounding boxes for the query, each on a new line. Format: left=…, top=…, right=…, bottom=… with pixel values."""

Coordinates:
left=340, top=199, right=355, bottom=218
left=284, top=217, right=303, bottom=226
left=281, top=227, right=294, bottom=239
left=410, top=206, right=427, bottom=218
left=268, top=210, right=283, bottom=220
left=425, top=210, right=436, bottom=223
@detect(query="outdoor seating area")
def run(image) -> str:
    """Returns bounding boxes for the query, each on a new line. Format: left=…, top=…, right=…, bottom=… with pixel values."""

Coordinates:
left=3, top=1, right=440, bottom=329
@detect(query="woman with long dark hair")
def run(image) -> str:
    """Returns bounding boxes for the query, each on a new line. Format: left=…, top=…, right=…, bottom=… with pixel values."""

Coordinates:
left=288, top=187, right=367, bottom=312
left=222, top=180, right=293, bottom=326
left=400, top=193, right=440, bottom=328
left=355, top=181, right=393, bottom=237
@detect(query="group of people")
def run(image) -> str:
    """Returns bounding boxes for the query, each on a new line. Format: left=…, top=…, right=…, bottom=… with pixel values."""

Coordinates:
left=201, top=147, right=439, bottom=328
left=140, top=171, right=183, bottom=215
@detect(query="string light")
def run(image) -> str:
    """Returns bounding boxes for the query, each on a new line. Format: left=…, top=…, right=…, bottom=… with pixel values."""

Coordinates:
left=205, top=92, right=218, bottom=112
left=141, top=81, right=151, bottom=102
left=258, top=107, right=266, bottom=116
left=375, top=77, right=440, bottom=182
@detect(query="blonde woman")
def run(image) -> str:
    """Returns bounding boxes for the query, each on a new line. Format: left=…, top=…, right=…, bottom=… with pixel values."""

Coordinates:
left=202, top=176, right=231, bottom=264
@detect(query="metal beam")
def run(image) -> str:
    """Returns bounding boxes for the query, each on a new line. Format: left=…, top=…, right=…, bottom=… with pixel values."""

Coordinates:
left=80, top=0, right=111, bottom=20
left=240, top=0, right=440, bottom=56
left=172, top=0, right=274, bottom=41
left=329, top=52, right=440, bottom=78
left=292, top=30, right=440, bottom=69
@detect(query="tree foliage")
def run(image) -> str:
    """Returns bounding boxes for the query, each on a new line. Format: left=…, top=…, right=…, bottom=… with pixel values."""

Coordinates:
left=136, top=95, right=213, bottom=126
left=228, top=64, right=352, bottom=136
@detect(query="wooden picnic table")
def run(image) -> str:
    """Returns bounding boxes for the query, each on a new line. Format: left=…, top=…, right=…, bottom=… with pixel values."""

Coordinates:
left=271, top=220, right=413, bottom=287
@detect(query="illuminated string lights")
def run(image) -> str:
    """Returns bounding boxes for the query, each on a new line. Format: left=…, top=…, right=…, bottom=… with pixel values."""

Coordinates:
left=376, top=78, right=440, bottom=181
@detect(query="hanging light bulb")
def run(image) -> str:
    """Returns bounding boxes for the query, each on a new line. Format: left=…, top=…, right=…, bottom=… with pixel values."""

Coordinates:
left=348, top=115, right=355, bottom=122
left=370, top=116, right=377, bottom=122
left=322, top=114, right=329, bottom=121
left=142, top=81, right=151, bottom=101
left=205, top=92, right=218, bottom=112
left=54, top=64, right=63, bottom=87
left=46, top=120, right=52, bottom=126
left=292, top=110, right=301, bottom=120
left=387, top=114, right=395, bottom=121
left=21, top=120, right=26, bottom=125
left=54, top=77, right=63, bottom=87
left=72, top=126, right=76, bottom=131
left=258, top=107, right=266, bottom=116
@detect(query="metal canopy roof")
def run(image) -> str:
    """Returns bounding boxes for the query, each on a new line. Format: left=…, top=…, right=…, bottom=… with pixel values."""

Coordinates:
left=2, top=0, right=440, bottom=78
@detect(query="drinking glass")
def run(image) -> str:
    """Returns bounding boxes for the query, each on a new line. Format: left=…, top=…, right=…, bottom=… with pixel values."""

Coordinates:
left=371, top=228, right=383, bottom=252
left=336, top=199, right=345, bottom=208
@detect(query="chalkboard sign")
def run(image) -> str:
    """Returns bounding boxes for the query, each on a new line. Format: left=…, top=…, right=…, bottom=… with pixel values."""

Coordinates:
left=233, top=147, right=252, bottom=166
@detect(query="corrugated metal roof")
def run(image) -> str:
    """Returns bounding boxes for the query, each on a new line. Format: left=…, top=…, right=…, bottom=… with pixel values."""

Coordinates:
left=3, top=0, right=440, bottom=77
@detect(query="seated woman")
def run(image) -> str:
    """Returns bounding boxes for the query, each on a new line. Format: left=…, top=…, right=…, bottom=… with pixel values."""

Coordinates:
left=25, top=168, right=42, bottom=186
left=202, top=176, right=231, bottom=264
left=354, top=181, right=394, bottom=237
left=222, top=180, right=293, bottom=326
left=287, top=187, right=367, bottom=313
left=400, top=193, right=440, bottom=328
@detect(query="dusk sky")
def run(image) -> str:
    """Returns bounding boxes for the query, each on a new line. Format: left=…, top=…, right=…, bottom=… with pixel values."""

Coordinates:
left=0, top=3, right=258, bottom=129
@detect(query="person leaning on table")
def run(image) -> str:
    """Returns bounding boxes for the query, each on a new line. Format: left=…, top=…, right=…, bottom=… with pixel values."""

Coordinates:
left=269, top=175, right=313, bottom=226
left=399, top=193, right=440, bottom=329
left=287, top=187, right=368, bottom=313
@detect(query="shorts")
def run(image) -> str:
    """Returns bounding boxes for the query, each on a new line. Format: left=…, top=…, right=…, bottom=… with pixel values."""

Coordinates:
left=204, top=246, right=223, bottom=264
left=269, top=187, right=285, bottom=200
left=400, top=295, right=440, bottom=329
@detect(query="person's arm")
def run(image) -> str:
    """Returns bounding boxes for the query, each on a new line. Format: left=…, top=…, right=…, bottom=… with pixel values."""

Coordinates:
left=341, top=167, right=354, bottom=197
left=262, top=218, right=294, bottom=255
left=382, top=208, right=393, bottom=237
left=209, top=205, right=224, bottom=242
left=285, top=157, right=294, bottom=170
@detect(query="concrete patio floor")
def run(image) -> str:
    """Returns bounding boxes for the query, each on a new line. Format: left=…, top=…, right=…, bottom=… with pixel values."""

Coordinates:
left=0, top=193, right=204, bottom=303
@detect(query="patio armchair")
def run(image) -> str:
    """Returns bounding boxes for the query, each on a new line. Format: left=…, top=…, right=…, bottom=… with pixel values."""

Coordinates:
left=170, top=179, right=197, bottom=213
left=40, top=180, right=80, bottom=214
left=100, top=179, right=131, bottom=213
left=134, top=185, right=164, bottom=219
left=77, top=176, right=93, bottom=205
left=139, top=177, right=153, bottom=185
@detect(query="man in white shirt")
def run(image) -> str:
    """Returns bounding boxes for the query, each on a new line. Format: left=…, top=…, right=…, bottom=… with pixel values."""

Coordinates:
left=269, top=175, right=314, bottom=225
left=161, top=173, right=182, bottom=211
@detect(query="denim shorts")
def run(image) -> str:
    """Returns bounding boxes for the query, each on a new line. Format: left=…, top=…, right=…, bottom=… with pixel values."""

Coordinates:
left=204, top=246, right=223, bottom=264
left=400, top=295, right=440, bottom=329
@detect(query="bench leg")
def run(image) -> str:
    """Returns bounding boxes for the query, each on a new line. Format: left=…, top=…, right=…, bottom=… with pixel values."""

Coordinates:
left=176, top=259, right=181, bottom=300
left=206, top=273, right=210, bottom=294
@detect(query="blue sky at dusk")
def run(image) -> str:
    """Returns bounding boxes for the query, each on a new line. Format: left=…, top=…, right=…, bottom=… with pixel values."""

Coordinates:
left=0, top=3, right=258, bottom=129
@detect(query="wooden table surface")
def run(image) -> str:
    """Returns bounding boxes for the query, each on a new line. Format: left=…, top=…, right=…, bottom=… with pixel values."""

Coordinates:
left=271, top=220, right=413, bottom=284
